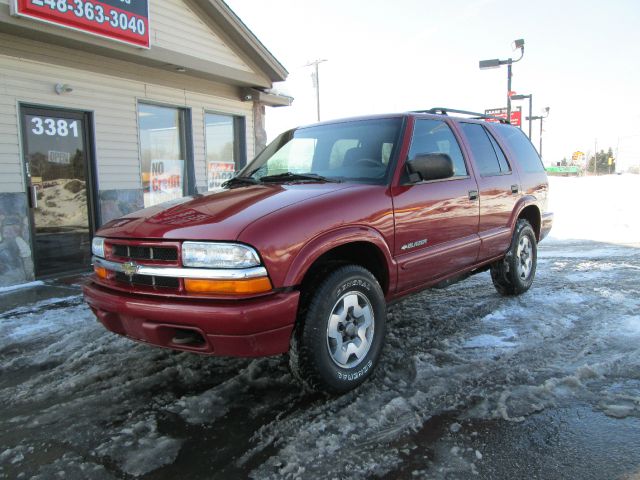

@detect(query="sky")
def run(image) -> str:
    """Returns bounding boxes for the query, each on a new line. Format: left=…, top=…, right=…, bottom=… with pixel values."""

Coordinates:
left=225, top=0, right=640, bottom=170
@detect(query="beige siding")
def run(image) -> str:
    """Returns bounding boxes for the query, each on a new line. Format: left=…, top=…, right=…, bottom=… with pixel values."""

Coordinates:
left=0, top=37, right=254, bottom=194
left=1, top=0, right=255, bottom=75
left=150, top=0, right=252, bottom=73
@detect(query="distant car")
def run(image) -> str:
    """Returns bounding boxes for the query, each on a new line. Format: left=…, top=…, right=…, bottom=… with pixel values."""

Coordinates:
left=84, top=108, right=553, bottom=393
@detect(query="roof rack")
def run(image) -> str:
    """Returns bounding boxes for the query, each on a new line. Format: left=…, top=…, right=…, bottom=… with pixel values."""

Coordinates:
left=411, top=107, right=510, bottom=124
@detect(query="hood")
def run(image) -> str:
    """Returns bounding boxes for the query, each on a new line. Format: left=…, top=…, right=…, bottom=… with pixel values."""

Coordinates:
left=97, top=183, right=356, bottom=241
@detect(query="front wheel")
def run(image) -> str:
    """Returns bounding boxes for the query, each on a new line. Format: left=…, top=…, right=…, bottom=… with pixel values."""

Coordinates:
left=289, top=265, right=386, bottom=394
left=491, top=219, right=537, bottom=296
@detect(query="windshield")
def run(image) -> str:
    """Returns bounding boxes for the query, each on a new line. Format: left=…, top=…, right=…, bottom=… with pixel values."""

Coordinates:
left=238, top=117, right=403, bottom=184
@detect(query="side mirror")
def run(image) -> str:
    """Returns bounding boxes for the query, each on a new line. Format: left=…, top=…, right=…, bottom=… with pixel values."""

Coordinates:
left=406, top=153, right=454, bottom=182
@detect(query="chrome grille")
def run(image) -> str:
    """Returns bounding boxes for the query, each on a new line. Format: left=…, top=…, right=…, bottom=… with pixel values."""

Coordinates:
left=111, top=244, right=178, bottom=261
left=114, top=272, right=180, bottom=289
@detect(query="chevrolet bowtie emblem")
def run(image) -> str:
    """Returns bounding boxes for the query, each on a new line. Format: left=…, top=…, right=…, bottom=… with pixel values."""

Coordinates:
left=121, top=261, right=139, bottom=276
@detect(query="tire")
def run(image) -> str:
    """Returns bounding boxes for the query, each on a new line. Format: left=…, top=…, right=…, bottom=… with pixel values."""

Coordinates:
left=490, top=219, right=537, bottom=296
left=289, top=265, right=386, bottom=394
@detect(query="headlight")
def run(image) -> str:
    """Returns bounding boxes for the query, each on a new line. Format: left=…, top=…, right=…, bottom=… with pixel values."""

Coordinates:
left=92, top=237, right=105, bottom=258
left=182, top=242, right=261, bottom=268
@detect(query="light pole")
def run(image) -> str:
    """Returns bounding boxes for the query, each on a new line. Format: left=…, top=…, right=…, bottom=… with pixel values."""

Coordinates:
left=479, top=39, right=525, bottom=122
left=510, top=93, right=533, bottom=139
left=526, top=107, right=550, bottom=158
left=306, top=59, right=327, bottom=122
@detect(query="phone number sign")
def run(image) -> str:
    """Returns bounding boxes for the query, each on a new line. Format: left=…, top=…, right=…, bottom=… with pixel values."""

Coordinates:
left=12, top=0, right=150, bottom=48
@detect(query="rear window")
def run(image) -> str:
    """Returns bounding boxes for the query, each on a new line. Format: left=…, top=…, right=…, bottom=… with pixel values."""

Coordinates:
left=459, top=123, right=508, bottom=176
left=493, top=124, right=545, bottom=173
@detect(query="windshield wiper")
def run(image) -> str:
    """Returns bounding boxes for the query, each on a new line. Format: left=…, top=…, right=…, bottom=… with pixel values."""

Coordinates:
left=259, top=172, right=340, bottom=183
left=221, top=176, right=260, bottom=188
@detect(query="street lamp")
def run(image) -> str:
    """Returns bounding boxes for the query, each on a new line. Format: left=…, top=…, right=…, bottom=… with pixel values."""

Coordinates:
left=526, top=107, right=550, bottom=158
left=479, top=39, right=525, bottom=122
left=510, top=93, right=533, bottom=139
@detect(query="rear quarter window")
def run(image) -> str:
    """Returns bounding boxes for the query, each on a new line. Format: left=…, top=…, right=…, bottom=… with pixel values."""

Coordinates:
left=493, top=124, right=545, bottom=173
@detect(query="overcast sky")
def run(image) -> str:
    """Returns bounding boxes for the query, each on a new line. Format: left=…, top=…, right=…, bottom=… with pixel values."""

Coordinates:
left=226, top=0, right=640, bottom=169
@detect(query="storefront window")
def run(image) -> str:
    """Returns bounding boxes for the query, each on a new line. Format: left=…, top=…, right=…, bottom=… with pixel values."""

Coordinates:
left=138, top=103, right=187, bottom=207
left=206, top=113, right=240, bottom=191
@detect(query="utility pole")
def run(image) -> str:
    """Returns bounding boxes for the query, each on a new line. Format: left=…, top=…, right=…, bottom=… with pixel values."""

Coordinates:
left=527, top=94, right=532, bottom=139
left=306, top=59, right=327, bottom=122
left=510, top=94, right=533, bottom=139
left=526, top=107, right=550, bottom=159
left=507, top=62, right=512, bottom=121
left=539, top=115, right=543, bottom=157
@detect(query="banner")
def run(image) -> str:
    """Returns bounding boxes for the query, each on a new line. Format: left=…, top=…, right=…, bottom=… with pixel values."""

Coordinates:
left=12, top=0, right=150, bottom=48
left=484, top=107, right=522, bottom=127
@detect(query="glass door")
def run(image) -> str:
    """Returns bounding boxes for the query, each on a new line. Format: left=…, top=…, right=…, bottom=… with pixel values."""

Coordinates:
left=20, top=106, right=94, bottom=277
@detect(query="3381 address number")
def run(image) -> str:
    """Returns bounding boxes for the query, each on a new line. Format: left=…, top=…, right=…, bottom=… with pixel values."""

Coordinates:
left=30, top=0, right=146, bottom=36
left=30, top=117, right=80, bottom=138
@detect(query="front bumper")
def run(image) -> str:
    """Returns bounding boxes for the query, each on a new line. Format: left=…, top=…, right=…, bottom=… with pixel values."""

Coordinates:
left=83, top=280, right=300, bottom=357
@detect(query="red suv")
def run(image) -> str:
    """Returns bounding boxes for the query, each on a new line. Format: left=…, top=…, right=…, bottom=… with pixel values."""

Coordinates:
left=84, top=108, right=553, bottom=393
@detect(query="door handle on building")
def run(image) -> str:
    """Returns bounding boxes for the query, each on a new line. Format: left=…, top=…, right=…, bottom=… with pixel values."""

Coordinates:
left=29, top=185, right=38, bottom=209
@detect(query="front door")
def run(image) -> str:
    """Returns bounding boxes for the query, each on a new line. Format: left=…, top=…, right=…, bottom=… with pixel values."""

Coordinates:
left=392, top=118, right=481, bottom=293
left=20, top=106, right=95, bottom=277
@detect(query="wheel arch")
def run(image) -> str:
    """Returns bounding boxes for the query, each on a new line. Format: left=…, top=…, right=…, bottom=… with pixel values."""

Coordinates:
left=511, top=197, right=542, bottom=241
left=517, top=204, right=542, bottom=241
left=285, top=227, right=396, bottom=298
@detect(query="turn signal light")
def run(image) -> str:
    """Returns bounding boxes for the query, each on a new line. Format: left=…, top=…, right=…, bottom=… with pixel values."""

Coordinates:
left=94, top=266, right=108, bottom=279
left=184, top=277, right=272, bottom=295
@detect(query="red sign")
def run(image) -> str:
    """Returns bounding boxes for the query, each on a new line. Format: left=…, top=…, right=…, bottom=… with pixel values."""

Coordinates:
left=12, top=0, right=150, bottom=48
left=484, top=107, right=522, bottom=127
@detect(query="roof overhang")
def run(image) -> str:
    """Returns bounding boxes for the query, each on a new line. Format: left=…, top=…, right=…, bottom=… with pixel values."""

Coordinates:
left=241, top=88, right=293, bottom=107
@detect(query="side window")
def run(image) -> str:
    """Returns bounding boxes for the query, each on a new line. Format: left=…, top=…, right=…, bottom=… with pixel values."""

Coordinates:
left=460, top=123, right=505, bottom=176
left=493, top=124, right=545, bottom=173
left=408, top=119, right=467, bottom=177
left=487, top=131, right=511, bottom=173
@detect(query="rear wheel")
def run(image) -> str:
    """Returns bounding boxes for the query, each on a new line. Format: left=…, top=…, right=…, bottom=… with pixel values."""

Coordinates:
left=289, top=265, right=386, bottom=393
left=491, top=219, right=537, bottom=295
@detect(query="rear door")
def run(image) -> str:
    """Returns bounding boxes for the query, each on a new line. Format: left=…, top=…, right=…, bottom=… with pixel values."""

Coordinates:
left=456, top=122, right=521, bottom=261
left=392, top=117, right=480, bottom=293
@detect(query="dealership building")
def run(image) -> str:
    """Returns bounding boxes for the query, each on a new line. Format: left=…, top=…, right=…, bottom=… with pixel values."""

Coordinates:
left=0, top=0, right=290, bottom=287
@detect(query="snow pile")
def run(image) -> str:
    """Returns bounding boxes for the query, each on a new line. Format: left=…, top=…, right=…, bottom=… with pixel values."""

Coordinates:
left=546, top=174, right=640, bottom=245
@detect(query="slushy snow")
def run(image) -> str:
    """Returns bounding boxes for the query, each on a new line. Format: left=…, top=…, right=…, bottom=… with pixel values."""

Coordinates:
left=1, top=175, right=639, bottom=479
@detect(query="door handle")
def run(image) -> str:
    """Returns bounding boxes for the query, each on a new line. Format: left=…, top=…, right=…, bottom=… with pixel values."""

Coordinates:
left=468, top=190, right=478, bottom=201
left=29, top=185, right=38, bottom=209
left=511, top=184, right=519, bottom=194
